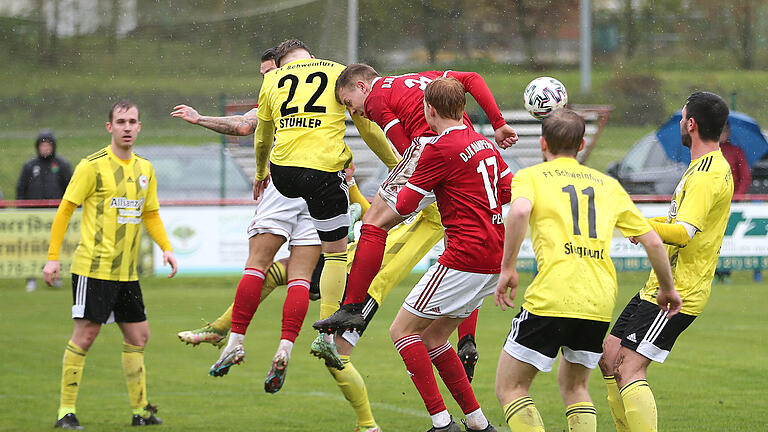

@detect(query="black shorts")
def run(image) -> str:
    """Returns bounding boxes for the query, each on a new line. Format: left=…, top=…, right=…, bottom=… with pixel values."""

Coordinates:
left=71, top=274, right=146, bottom=324
left=610, top=293, right=696, bottom=363
left=502, top=308, right=609, bottom=372
left=270, top=163, right=349, bottom=242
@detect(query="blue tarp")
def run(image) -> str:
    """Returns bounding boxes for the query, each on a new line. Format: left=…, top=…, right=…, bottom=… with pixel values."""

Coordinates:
left=656, top=111, right=768, bottom=167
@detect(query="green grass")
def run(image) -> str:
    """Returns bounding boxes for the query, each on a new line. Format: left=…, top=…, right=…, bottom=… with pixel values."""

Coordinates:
left=1, top=270, right=765, bottom=431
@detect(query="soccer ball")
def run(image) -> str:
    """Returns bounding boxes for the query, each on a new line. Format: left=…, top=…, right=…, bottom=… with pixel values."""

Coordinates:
left=523, top=77, right=568, bottom=120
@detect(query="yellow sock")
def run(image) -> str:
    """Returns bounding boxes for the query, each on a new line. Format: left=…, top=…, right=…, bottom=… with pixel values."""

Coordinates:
left=604, top=375, right=631, bottom=432
left=58, top=340, right=87, bottom=419
left=621, top=379, right=657, bottom=432
left=503, top=396, right=545, bottom=432
left=327, top=355, right=376, bottom=428
left=212, top=304, right=233, bottom=332
left=320, top=252, right=347, bottom=319
left=565, top=401, right=596, bottom=432
left=262, top=260, right=287, bottom=300
left=348, top=183, right=371, bottom=215
left=122, top=342, right=148, bottom=414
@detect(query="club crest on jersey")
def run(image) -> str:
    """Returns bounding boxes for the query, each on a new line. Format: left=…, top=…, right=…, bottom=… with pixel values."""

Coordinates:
left=138, top=175, right=149, bottom=189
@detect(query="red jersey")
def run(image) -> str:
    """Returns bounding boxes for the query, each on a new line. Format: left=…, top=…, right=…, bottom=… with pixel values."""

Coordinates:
left=398, top=125, right=512, bottom=273
left=363, top=71, right=507, bottom=154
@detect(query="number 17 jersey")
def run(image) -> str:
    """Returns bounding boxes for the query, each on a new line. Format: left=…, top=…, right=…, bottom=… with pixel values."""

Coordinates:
left=257, top=58, right=351, bottom=172
left=512, top=157, right=650, bottom=321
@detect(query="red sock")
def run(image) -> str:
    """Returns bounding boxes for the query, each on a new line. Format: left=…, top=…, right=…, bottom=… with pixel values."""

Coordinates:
left=429, top=342, right=480, bottom=414
left=457, top=309, right=479, bottom=341
left=230, top=268, right=265, bottom=335
left=394, top=335, right=446, bottom=415
left=344, top=224, right=388, bottom=305
left=281, top=279, right=310, bottom=342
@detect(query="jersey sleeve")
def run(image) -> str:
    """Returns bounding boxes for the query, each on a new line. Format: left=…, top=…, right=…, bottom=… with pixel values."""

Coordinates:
left=613, top=184, right=651, bottom=237
left=675, top=171, right=715, bottom=231
left=445, top=71, right=506, bottom=130
left=510, top=168, right=535, bottom=206
left=62, top=160, right=95, bottom=206
left=256, top=77, right=273, bottom=122
left=497, top=156, right=512, bottom=204
left=143, top=164, right=160, bottom=213
left=364, top=94, right=411, bottom=151
left=405, top=143, right=447, bottom=195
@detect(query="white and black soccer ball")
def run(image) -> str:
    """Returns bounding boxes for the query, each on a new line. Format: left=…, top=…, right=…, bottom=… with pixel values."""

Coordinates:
left=523, top=77, right=568, bottom=120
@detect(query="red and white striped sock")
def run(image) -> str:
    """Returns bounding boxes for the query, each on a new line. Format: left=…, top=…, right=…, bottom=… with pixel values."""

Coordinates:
left=281, top=279, right=310, bottom=342
left=429, top=342, right=481, bottom=415
left=230, top=268, right=265, bottom=335
left=394, top=334, right=446, bottom=415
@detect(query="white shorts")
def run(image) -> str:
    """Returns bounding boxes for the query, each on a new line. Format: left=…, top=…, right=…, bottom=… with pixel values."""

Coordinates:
left=403, top=263, right=498, bottom=319
left=378, top=138, right=436, bottom=217
left=247, top=183, right=321, bottom=247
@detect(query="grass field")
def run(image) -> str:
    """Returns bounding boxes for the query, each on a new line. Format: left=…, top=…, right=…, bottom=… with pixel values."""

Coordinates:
left=1, top=270, right=766, bottom=431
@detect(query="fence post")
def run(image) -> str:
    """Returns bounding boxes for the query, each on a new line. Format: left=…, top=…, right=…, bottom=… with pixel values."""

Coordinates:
left=219, top=93, right=227, bottom=200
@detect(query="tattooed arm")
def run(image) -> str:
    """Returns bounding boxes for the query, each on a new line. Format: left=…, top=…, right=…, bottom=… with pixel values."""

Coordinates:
left=171, top=105, right=259, bottom=136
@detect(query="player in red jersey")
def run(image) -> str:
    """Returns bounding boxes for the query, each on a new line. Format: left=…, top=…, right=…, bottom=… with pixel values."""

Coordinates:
left=314, top=64, right=517, bottom=372
left=389, top=77, right=510, bottom=432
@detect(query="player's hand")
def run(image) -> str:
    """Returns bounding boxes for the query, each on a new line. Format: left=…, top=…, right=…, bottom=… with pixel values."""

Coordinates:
left=163, top=251, right=178, bottom=278
left=170, top=105, right=200, bottom=124
left=494, top=267, right=519, bottom=311
left=253, top=175, right=271, bottom=200
left=656, top=288, right=682, bottom=317
left=43, top=260, right=60, bottom=287
left=494, top=124, right=519, bottom=149
left=628, top=236, right=639, bottom=245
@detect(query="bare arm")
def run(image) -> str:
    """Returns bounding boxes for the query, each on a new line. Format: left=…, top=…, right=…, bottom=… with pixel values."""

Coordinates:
left=171, top=105, right=259, bottom=136
left=634, top=230, right=682, bottom=316
left=495, top=197, right=532, bottom=310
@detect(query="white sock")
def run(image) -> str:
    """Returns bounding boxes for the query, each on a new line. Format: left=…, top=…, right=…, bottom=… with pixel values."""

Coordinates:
left=465, top=407, right=488, bottom=430
left=323, top=332, right=334, bottom=344
left=431, top=410, right=451, bottom=428
left=225, top=332, right=245, bottom=352
left=278, top=339, right=294, bottom=359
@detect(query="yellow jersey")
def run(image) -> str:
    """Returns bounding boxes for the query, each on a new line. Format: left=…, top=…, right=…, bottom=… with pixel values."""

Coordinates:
left=642, top=150, right=733, bottom=315
left=513, top=157, right=651, bottom=321
left=63, top=146, right=160, bottom=281
left=257, top=58, right=351, bottom=172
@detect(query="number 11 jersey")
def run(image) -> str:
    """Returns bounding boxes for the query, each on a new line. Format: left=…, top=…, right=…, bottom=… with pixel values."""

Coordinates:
left=512, top=157, right=650, bottom=321
left=257, top=58, right=351, bottom=172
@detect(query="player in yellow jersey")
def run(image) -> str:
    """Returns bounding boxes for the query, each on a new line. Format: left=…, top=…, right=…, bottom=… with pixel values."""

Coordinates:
left=43, top=101, right=177, bottom=430
left=494, top=109, right=681, bottom=432
left=599, top=92, right=733, bottom=432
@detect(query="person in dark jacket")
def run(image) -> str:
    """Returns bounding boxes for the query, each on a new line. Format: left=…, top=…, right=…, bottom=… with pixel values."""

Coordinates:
left=17, top=129, right=73, bottom=291
left=17, top=130, right=73, bottom=201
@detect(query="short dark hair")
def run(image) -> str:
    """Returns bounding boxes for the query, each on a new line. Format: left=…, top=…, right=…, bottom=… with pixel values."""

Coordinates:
left=335, top=64, right=380, bottom=103
left=424, top=77, right=465, bottom=121
left=541, top=108, right=585, bottom=156
left=261, top=47, right=277, bottom=62
left=109, top=101, right=139, bottom=122
left=685, top=92, right=729, bottom=142
left=274, top=39, right=311, bottom=67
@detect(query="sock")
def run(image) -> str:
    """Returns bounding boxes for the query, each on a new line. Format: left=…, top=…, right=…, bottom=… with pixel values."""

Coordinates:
left=212, top=303, right=233, bottom=332
left=394, top=335, right=446, bottom=415
left=566, top=401, right=597, bottom=432
left=320, top=252, right=347, bottom=319
left=457, top=309, right=478, bottom=341
left=344, top=224, right=387, bottom=305
left=122, top=342, right=148, bottom=414
left=349, top=182, right=371, bottom=215
left=58, top=340, right=87, bottom=419
left=262, top=260, right=287, bottom=301
left=604, top=375, right=631, bottom=432
left=224, top=332, right=245, bottom=353
left=503, top=396, right=545, bottom=432
left=428, top=342, right=483, bottom=428
left=431, top=410, right=451, bottom=428
left=281, top=279, right=310, bottom=342
left=621, top=379, right=657, bottom=432
left=327, top=355, right=377, bottom=428
left=230, top=268, right=265, bottom=335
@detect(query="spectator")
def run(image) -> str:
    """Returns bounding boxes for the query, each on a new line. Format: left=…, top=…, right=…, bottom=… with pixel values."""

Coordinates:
left=16, top=129, right=73, bottom=291
left=719, top=121, right=751, bottom=195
